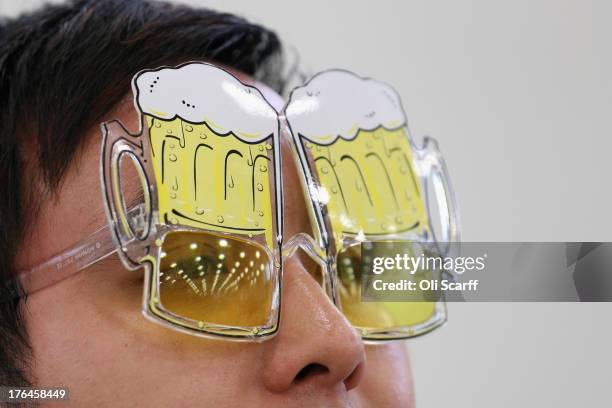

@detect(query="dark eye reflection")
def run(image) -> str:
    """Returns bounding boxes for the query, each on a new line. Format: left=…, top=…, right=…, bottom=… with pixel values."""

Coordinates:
left=155, top=231, right=274, bottom=326
left=158, top=231, right=269, bottom=298
left=161, top=251, right=219, bottom=286
left=161, top=238, right=220, bottom=281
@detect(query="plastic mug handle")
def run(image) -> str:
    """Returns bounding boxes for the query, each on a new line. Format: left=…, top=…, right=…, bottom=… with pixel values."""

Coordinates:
left=416, top=136, right=460, bottom=257
left=100, top=120, right=153, bottom=268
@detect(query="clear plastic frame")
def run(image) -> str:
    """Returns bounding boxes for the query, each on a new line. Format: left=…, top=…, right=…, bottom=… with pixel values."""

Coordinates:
left=15, top=63, right=460, bottom=343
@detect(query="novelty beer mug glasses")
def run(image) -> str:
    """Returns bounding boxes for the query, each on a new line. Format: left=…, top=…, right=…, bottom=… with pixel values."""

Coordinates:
left=101, top=62, right=459, bottom=341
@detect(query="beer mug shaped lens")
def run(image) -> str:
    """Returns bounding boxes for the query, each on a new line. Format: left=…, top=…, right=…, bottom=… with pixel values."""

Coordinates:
left=101, top=62, right=282, bottom=341
left=284, top=70, right=453, bottom=340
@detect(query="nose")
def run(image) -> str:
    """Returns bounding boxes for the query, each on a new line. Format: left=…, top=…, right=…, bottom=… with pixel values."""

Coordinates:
left=261, top=256, right=366, bottom=393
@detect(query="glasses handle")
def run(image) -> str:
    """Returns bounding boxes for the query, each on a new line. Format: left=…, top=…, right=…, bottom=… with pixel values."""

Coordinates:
left=100, top=120, right=153, bottom=267
left=417, top=136, right=460, bottom=256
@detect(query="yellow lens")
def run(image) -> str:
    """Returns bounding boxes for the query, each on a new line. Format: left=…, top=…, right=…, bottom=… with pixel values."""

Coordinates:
left=337, top=244, right=436, bottom=330
left=158, top=231, right=273, bottom=327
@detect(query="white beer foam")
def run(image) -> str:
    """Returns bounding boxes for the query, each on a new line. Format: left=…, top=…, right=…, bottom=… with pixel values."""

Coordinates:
left=134, top=63, right=277, bottom=142
left=285, top=70, right=406, bottom=145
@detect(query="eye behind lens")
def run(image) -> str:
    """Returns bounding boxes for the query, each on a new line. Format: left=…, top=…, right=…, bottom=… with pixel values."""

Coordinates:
left=156, top=230, right=274, bottom=327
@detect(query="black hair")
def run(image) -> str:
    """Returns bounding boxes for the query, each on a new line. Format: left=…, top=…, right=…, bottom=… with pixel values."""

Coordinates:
left=0, top=0, right=283, bottom=387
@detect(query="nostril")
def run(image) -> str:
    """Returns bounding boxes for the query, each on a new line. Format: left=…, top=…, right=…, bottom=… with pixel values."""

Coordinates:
left=294, top=363, right=329, bottom=382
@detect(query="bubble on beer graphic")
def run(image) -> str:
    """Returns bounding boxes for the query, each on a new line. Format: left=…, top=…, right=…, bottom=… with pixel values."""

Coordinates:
left=134, top=63, right=278, bottom=248
left=285, top=70, right=429, bottom=243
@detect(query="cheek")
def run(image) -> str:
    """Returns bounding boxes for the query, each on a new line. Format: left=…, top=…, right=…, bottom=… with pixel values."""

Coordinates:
left=23, top=263, right=263, bottom=405
left=24, top=266, right=144, bottom=383
left=355, top=344, right=415, bottom=407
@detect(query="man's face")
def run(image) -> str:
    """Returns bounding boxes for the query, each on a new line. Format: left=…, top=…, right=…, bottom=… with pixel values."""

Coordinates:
left=17, top=75, right=415, bottom=407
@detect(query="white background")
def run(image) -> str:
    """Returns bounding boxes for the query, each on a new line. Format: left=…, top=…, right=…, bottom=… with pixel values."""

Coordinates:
left=1, top=0, right=611, bottom=406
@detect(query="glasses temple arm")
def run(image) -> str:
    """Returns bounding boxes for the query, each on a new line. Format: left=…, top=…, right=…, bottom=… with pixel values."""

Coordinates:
left=16, top=224, right=118, bottom=296
left=12, top=204, right=147, bottom=297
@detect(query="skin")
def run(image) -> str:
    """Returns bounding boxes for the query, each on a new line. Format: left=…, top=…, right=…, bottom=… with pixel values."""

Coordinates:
left=16, top=71, right=415, bottom=407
